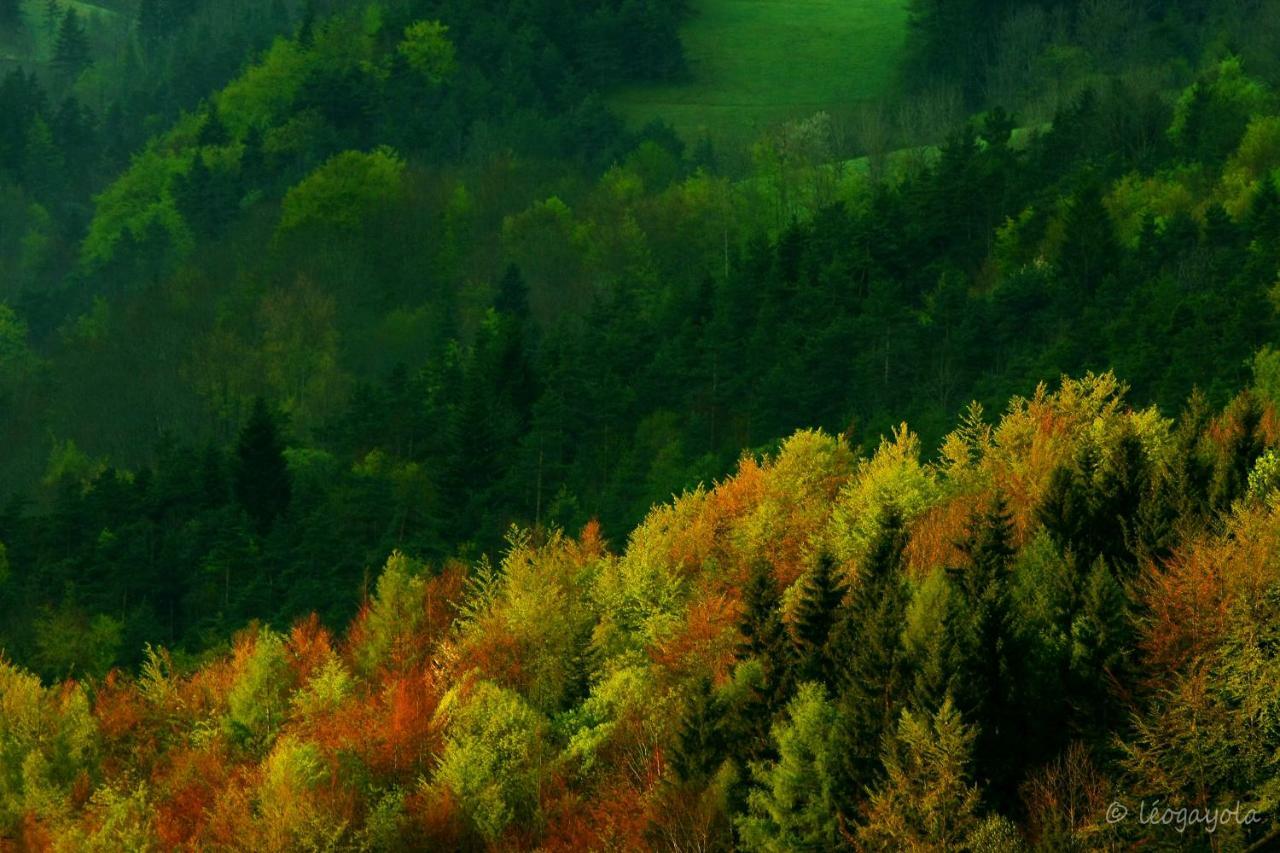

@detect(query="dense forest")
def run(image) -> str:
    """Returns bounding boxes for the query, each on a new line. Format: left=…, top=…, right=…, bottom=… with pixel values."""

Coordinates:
left=4, top=0, right=1280, bottom=848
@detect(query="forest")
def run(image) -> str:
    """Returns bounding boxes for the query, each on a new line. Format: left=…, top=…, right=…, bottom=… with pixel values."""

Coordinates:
left=3, top=0, right=1280, bottom=848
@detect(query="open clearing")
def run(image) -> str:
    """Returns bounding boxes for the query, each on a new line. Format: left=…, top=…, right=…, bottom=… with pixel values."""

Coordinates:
left=609, top=0, right=910, bottom=149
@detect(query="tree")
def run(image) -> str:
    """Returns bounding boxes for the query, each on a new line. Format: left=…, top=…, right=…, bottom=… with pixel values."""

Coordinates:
left=1211, top=391, right=1267, bottom=512
left=791, top=553, right=845, bottom=684
left=670, top=676, right=727, bottom=785
left=737, top=683, right=842, bottom=852
left=398, top=20, right=456, bottom=84
left=52, top=9, right=91, bottom=79
left=1068, top=557, right=1133, bottom=742
left=952, top=494, right=1019, bottom=803
left=828, top=508, right=911, bottom=806
left=737, top=560, right=793, bottom=753
left=859, top=695, right=983, bottom=851
left=233, top=397, right=292, bottom=533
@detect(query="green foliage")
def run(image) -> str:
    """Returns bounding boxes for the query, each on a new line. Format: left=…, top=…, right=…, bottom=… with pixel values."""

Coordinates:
left=278, top=147, right=405, bottom=234
left=737, top=682, right=842, bottom=853
left=33, top=600, right=122, bottom=680
left=398, top=21, right=455, bottom=84
left=431, top=679, right=551, bottom=842
left=225, top=629, right=293, bottom=748
left=859, top=695, right=981, bottom=851
left=234, top=397, right=292, bottom=533
left=0, top=659, right=97, bottom=834
left=351, top=551, right=426, bottom=676
left=791, top=554, right=844, bottom=684
left=828, top=508, right=911, bottom=805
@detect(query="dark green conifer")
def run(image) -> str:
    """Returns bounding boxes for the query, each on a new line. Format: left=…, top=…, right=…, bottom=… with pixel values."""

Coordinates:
left=233, top=398, right=292, bottom=533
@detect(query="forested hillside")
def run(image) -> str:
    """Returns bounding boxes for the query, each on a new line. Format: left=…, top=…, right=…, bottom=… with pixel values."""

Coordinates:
left=4, top=0, right=1280, bottom=847
left=5, top=374, right=1280, bottom=848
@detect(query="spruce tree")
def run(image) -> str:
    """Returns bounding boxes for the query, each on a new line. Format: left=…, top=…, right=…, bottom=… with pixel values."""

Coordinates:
left=953, top=494, right=1019, bottom=805
left=737, top=559, right=794, bottom=712
left=828, top=508, right=911, bottom=811
left=52, top=9, right=91, bottom=79
left=791, top=552, right=844, bottom=685
left=670, top=676, right=726, bottom=785
left=196, top=101, right=231, bottom=148
left=233, top=397, right=292, bottom=533
left=1068, top=557, right=1133, bottom=743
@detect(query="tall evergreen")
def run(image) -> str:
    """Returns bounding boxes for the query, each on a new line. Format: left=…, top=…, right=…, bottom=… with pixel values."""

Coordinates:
left=828, top=508, right=911, bottom=811
left=52, top=9, right=91, bottom=79
left=791, top=552, right=844, bottom=684
left=737, top=559, right=794, bottom=711
left=233, top=398, right=292, bottom=534
left=670, top=676, right=726, bottom=785
left=953, top=494, right=1019, bottom=805
left=1210, top=391, right=1266, bottom=512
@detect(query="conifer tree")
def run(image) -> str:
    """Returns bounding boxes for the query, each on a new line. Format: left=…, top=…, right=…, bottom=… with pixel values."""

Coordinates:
left=234, top=397, right=292, bottom=533
left=859, top=695, right=982, bottom=851
left=737, top=559, right=794, bottom=713
left=953, top=494, right=1019, bottom=804
left=196, top=101, right=231, bottom=148
left=1068, top=557, right=1133, bottom=742
left=791, top=552, right=844, bottom=685
left=670, top=676, right=726, bottom=785
left=828, top=508, right=911, bottom=811
left=1211, top=391, right=1266, bottom=512
left=52, top=9, right=91, bottom=79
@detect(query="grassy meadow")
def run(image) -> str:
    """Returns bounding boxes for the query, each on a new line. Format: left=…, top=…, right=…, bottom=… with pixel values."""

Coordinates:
left=610, top=0, right=910, bottom=147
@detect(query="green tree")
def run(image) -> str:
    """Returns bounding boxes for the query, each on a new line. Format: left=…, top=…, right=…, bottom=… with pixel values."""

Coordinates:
left=859, top=695, right=982, bottom=851
left=828, top=508, right=911, bottom=807
left=737, top=560, right=794, bottom=717
left=953, top=494, right=1019, bottom=803
left=670, top=675, right=727, bottom=785
left=792, top=553, right=845, bottom=684
left=737, top=683, right=842, bottom=853
left=52, top=9, right=91, bottom=79
left=234, top=397, right=292, bottom=533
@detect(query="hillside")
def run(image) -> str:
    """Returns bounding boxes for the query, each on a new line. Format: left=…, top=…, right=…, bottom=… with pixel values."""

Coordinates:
left=4, top=373, right=1280, bottom=848
left=609, top=0, right=910, bottom=146
left=5, top=0, right=1280, bottom=847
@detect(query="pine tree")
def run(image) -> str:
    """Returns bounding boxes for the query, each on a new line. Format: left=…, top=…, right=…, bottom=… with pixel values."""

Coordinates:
left=828, top=508, right=911, bottom=812
left=737, top=559, right=794, bottom=713
left=859, top=695, right=982, bottom=851
left=736, top=683, right=842, bottom=852
left=953, top=494, right=1019, bottom=805
left=233, top=397, right=292, bottom=533
left=1068, top=557, right=1133, bottom=743
left=791, top=552, right=844, bottom=685
left=52, top=9, right=91, bottom=79
left=494, top=264, right=530, bottom=319
left=43, top=0, right=59, bottom=39
left=670, top=676, right=726, bottom=785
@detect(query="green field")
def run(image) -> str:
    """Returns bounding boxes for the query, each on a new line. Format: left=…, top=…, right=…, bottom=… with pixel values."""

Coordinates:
left=610, top=0, right=910, bottom=148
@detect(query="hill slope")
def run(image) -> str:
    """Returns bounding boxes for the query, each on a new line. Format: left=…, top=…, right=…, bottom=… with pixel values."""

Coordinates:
left=610, top=0, right=909, bottom=146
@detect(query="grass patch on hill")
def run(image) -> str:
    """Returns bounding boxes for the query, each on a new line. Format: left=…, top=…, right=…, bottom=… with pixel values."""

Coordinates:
left=610, top=0, right=910, bottom=149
